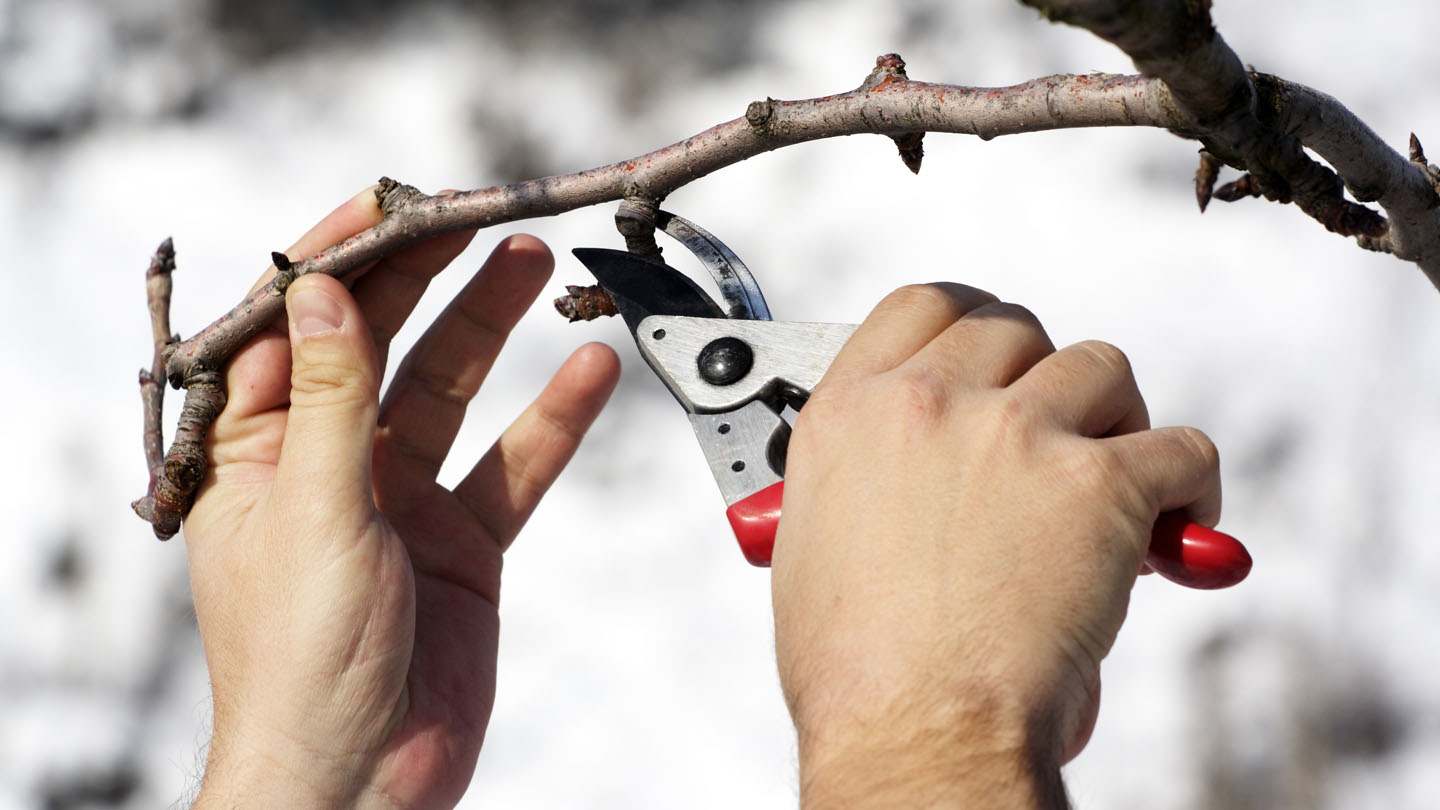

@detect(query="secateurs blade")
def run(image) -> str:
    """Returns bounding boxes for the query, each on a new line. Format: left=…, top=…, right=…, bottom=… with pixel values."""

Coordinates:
left=571, top=212, right=1252, bottom=589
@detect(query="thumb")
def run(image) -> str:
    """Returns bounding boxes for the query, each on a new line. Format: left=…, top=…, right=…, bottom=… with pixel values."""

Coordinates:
left=275, top=273, right=380, bottom=509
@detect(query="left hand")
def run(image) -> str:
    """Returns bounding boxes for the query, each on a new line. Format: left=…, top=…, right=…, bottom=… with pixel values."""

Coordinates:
left=184, top=189, right=620, bottom=809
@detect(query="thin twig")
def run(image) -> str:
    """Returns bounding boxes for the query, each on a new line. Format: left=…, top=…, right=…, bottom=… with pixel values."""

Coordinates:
left=131, top=238, right=177, bottom=532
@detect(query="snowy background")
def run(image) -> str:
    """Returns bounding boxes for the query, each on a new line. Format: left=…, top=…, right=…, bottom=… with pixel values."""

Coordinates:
left=3, top=0, right=1439, bottom=807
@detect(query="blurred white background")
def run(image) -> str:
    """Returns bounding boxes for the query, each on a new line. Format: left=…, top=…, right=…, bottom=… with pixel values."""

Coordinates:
left=3, top=1, right=1439, bottom=807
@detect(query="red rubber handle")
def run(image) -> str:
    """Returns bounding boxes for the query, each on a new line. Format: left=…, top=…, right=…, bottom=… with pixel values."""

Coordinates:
left=725, top=481, right=786, bottom=567
left=1145, top=511, right=1252, bottom=589
left=724, top=481, right=1252, bottom=589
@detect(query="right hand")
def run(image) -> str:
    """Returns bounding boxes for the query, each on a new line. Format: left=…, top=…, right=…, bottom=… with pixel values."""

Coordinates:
left=770, top=283, right=1221, bottom=807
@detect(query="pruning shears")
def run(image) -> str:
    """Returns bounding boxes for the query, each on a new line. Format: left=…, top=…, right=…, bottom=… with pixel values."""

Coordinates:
left=572, top=213, right=1252, bottom=589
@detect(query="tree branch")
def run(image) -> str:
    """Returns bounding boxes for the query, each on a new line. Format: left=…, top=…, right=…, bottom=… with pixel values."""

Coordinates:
left=1021, top=0, right=1439, bottom=264
left=133, top=13, right=1440, bottom=537
left=1254, top=77, right=1440, bottom=265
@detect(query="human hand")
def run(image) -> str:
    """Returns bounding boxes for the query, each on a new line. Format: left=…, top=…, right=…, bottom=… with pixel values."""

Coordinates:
left=771, top=284, right=1221, bottom=808
left=183, top=189, right=620, bottom=809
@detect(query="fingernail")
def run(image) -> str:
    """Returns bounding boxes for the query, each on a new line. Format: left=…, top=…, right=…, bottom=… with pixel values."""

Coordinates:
left=289, top=286, right=344, bottom=337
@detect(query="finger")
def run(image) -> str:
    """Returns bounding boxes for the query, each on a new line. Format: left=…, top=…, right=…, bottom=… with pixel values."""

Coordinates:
left=223, top=189, right=385, bottom=424
left=353, top=230, right=477, bottom=369
left=245, top=187, right=385, bottom=297
left=824, top=283, right=998, bottom=382
left=272, top=273, right=382, bottom=517
left=1013, top=340, right=1150, bottom=437
left=378, top=235, right=556, bottom=479
left=905, top=300, right=1055, bottom=390
left=1104, top=425, right=1222, bottom=530
left=455, top=343, right=621, bottom=551
left=350, top=191, right=478, bottom=369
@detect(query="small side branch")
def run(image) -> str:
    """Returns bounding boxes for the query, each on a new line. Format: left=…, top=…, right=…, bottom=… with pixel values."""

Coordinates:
left=131, top=243, right=230, bottom=540
left=148, top=372, right=226, bottom=539
left=131, top=239, right=177, bottom=535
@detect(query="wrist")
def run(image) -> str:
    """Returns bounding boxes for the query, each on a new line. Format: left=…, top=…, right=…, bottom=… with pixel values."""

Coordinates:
left=194, top=721, right=379, bottom=810
left=793, top=682, right=1069, bottom=810
left=194, top=749, right=348, bottom=810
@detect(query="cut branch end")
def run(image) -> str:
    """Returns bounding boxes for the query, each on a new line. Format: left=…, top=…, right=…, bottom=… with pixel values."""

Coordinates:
left=555, top=285, right=619, bottom=322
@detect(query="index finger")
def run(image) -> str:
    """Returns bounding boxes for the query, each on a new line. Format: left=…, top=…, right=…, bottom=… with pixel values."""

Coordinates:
left=1106, top=425, right=1223, bottom=530
left=244, top=187, right=385, bottom=297
left=223, top=188, right=385, bottom=422
left=823, top=283, right=998, bottom=383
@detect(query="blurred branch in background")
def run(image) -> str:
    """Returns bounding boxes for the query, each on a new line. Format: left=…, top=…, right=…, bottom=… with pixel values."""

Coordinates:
left=0, top=0, right=768, bottom=147
left=1192, top=625, right=1410, bottom=810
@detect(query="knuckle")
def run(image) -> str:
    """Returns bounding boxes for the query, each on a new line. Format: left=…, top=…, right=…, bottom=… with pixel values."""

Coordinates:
left=972, top=301, right=1051, bottom=351
left=1074, top=339, right=1133, bottom=377
left=984, top=387, right=1036, bottom=439
left=791, top=381, right=853, bottom=444
left=879, top=283, right=989, bottom=319
left=885, top=283, right=957, bottom=314
left=409, top=367, right=469, bottom=408
left=290, top=355, right=377, bottom=405
left=956, top=388, right=1040, bottom=465
left=1174, top=425, right=1221, bottom=474
left=893, top=365, right=953, bottom=425
left=978, top=300, right=1042, bottom=328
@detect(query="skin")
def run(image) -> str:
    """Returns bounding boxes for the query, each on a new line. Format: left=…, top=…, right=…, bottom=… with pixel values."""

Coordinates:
left=772, top=284, right=1221, bottom=808
left=185, top=194, right=1221, bottom=810
left=185, top=189, right=621, bottom=809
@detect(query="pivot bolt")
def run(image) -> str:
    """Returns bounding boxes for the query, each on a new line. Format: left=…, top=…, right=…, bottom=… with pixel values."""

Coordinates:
left=697, top=337, right=753, bottom=386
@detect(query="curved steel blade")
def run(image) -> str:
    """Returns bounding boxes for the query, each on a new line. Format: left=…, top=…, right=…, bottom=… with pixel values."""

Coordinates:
left=656, top=210, right=772, bottom=321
